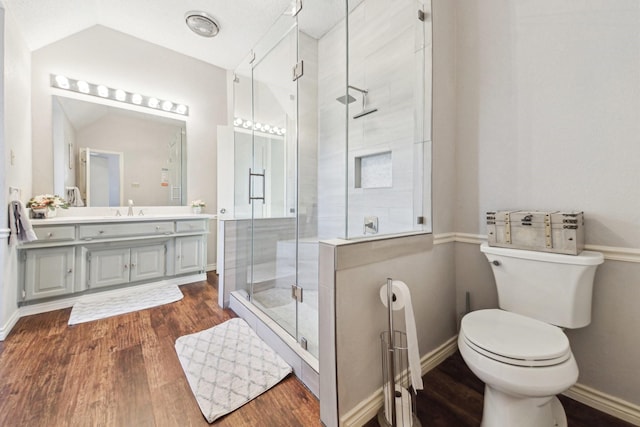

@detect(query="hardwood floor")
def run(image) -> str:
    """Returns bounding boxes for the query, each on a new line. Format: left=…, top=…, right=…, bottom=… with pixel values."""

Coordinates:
left=364, top=351, right=636, bottom=427
left=0, top=274, right=320, bottom=427
left=0, top=274, right=634, bottom=426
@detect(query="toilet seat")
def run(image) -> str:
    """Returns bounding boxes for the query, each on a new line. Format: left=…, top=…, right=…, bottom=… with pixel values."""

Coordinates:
left=461, top=309, right=571, bottom=368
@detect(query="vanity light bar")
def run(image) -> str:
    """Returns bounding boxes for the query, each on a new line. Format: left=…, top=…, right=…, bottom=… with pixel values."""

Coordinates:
left=233, top=117, right=286, bottom=136
left=50, top=74, right=189, bottom=116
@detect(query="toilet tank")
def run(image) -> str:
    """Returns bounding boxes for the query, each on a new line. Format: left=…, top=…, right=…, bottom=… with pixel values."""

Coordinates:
left=480, top=242, right=604, bottom=328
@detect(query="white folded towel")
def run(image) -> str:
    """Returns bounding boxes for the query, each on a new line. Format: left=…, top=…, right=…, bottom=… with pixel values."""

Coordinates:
left=66, top=186, right=84, bottom=207
left=8, top=200, right=38, bottom=245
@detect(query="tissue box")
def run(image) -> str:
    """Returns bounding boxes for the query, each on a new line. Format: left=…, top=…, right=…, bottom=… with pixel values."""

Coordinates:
left=486, top=210, right=584, bottom=255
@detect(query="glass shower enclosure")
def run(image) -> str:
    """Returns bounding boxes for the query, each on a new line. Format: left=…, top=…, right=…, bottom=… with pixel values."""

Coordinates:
left=226, top=0, right=432, bottom=362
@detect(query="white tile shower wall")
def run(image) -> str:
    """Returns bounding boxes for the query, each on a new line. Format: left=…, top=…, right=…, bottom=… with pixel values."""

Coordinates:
left=318, top=0, right=428, bottom=239
left=318, top=17, right=348, bottom=240
left=298, top=32, right=319, bottom=240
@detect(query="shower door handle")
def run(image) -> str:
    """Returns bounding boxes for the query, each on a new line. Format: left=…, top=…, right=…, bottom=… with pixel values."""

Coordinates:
left=248, top=168, right=266, bottom=204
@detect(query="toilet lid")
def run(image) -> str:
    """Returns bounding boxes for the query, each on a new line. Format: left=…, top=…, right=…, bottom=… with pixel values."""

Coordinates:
left=461, top=309, right=570, bottom=366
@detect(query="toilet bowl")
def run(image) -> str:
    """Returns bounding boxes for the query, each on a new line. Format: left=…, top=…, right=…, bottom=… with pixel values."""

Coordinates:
left=458, top=309, right=578, bottom=427
left=458, top=243, right=603, bottom=427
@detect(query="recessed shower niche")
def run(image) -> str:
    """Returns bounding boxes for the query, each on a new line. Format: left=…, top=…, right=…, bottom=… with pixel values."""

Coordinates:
left=354, top=151, right=392, bottom=189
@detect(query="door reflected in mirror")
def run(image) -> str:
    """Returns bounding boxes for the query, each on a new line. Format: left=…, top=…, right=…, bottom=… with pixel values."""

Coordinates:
left=52, top=96, right=187, bottom=207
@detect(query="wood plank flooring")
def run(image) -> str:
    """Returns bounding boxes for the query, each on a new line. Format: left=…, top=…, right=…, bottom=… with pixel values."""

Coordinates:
left=0, top=274, right=320, bottom=427
left=364, top=353, right=636, bottom=427
left=1, top=273, right=634, bottom=426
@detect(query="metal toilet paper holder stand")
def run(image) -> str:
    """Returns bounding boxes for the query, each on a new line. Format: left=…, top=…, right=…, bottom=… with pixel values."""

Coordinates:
left=378, top=278, right=421, bottom=427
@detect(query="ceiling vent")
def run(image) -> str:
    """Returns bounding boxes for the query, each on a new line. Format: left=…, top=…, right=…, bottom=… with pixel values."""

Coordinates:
left=185, top=11, right=220, bottom=38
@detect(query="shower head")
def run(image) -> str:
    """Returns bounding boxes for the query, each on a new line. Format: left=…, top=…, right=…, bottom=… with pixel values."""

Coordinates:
left=353, top=88, right=378, bottom=119
left=336, top=94, right=357, bottom=104
left=336, top=84, right=379, bottom=118
left=353, top=108, right=378, bottom=119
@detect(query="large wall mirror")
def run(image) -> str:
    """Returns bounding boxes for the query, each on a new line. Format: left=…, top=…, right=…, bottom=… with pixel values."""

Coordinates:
left=52, top=96, right=187, bottom=207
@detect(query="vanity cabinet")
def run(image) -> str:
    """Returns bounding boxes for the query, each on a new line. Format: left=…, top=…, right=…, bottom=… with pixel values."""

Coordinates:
left=175, top=235, right=204, bottom=275
left=87, top=244, right=166, bottom=289
left=23, top=246, right=75, bottom=300
left=18, top=216, right=211, bottom=304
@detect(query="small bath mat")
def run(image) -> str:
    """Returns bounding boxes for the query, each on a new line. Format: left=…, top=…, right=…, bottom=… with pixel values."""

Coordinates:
left=68, top=284, right=183, bottom=325
left=174, top=318, right=292, bottom=423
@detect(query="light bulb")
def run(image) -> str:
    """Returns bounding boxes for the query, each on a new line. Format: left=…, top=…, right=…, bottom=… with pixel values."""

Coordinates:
left=148, top=97, right=159, bottom=108
left=161, top=100, right=173, bottom=111
left=55, top=75, right=70, bottom=89
left=176, top=104, right=187, bottom=115
left=77, top=81, right=90, bottom=94
left=97, top=85, right=109, bottom=97
left=233, top=118, right=243, bottom=126
left=115, top=89, right=126, bottom=101
left=131, top=93, right=143, bottom=105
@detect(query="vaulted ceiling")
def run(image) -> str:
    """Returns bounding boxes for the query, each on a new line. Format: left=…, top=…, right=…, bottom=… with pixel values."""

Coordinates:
left=3, top=0, right=333, bottom=70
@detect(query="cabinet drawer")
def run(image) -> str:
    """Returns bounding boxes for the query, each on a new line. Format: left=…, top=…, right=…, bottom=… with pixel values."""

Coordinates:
left=176, top=220, right=207, bottom=233
left=33, top=226, right=76, bottom=242
left=79, top=221, right=174, bottom=240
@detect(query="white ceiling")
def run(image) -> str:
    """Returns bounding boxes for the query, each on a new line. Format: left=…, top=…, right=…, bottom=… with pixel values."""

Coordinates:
left=4, top=0, right=350, bottom=70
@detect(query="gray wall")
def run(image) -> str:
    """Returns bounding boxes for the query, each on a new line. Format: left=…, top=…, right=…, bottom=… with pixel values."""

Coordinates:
left=2, top=4, right=31, bottom=339
left=453, top=0, right=640, bottom=406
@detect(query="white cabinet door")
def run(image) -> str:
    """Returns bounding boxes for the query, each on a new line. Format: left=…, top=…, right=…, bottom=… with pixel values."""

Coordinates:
left=175, top=236, right=204, bottom=275
left=24, top=247, right=75, bottom=300
left=88, top=244, right=166, bottom=288
left=130, top=244, right=166, bottom=282
left=88, top=247, right=130, bottom=289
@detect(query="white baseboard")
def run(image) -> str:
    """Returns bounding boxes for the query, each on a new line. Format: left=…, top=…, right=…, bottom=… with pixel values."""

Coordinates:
left=340, top=336, right=458, bottom=427
left=206, top=263, right=217, bottom=272
left=564, top=383, right=640, bottom=426
left=0, top=309, right=21, bottom=341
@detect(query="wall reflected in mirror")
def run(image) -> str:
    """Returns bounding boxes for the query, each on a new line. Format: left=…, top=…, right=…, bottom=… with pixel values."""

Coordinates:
left=52, top=96, right=187, bottom=207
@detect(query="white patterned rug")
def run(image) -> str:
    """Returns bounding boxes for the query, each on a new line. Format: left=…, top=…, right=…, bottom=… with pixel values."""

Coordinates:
left=174, top=318, right=292, bottom=423
left=68, top=284, right=183, bottom=325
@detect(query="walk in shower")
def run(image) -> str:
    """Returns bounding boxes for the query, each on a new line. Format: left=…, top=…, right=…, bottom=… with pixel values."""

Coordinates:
left=218, top=0, right=432, bottom=374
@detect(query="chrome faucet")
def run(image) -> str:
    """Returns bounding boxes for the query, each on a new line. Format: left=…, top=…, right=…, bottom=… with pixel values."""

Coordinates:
left=127, top=199, right=134, bottom=216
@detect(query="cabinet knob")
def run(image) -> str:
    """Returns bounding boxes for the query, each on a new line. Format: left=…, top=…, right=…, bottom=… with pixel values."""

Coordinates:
left=131, top=263, right=136, bottom=268
left=47, top=232, right=53, bottom=238
left=99, top=230, right=105, bottom=234
left=67, top=268, right=73, bottom=274
left=124, top=264, right=128, bottom=270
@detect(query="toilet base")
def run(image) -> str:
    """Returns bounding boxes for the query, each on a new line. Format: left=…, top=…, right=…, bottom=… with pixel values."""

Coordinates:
left=481, top=386, right=567, bottom=427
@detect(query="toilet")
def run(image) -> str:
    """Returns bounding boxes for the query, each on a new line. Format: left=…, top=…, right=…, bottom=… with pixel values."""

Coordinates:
left=458, top=242, right=604, bottom=427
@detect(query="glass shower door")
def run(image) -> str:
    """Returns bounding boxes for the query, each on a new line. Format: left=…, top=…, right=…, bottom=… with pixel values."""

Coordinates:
left=248, top=15, right=301, bottom=346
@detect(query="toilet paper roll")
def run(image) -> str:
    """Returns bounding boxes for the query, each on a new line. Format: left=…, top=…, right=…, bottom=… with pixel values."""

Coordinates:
left=383, top=384, right=413, bottom=427
left=379, top=280, right=423, bottom=390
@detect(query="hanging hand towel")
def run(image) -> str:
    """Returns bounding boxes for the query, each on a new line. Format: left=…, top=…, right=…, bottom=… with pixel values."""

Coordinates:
left=66, top=186, right=84, bottom=207
left=8, top=201, right=38, bottom=245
